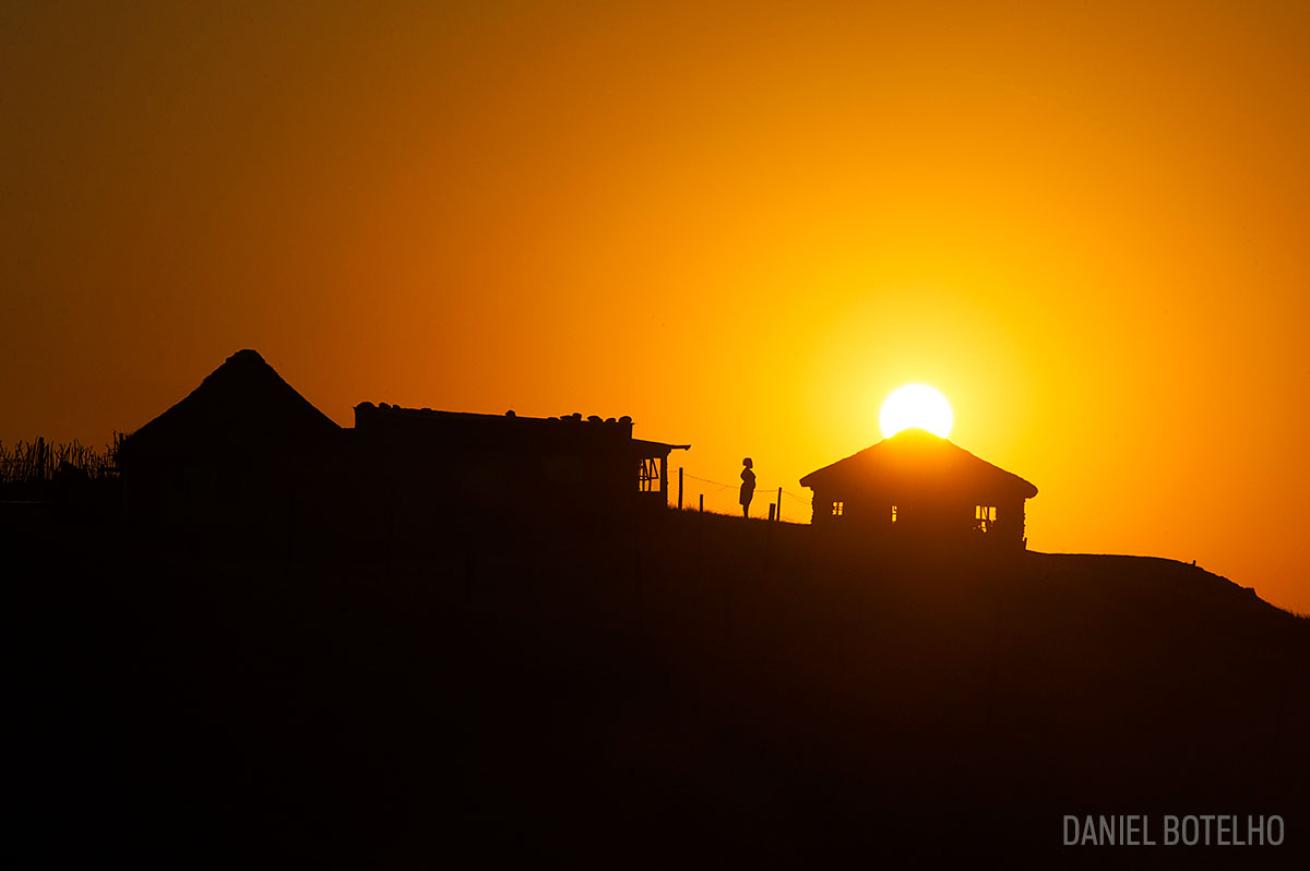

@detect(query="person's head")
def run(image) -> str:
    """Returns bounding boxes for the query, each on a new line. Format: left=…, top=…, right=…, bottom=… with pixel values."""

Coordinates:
left=742, top=457, right=753, bottom=469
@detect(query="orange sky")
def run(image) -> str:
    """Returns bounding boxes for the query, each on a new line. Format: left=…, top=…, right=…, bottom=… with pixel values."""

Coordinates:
left=3, top=2, right=1308, bottom=612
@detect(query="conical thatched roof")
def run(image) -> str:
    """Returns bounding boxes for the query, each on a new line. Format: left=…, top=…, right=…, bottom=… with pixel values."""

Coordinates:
left=119, top=350, right=340, bottom=462
left=800, top=429, right=1037, bottom=500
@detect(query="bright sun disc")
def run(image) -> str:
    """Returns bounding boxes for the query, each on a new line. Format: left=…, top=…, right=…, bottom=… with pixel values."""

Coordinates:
left=879, top=384, right=954, bottom=439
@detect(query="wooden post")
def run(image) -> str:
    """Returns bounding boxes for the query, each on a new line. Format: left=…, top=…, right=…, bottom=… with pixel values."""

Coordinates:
left=767, top=503, right=776, bottom=522
left=776, top=486, right=783, bottom=522
left=678, top=466, right=684, bottom=511
left=659, top=455, right=669, bottom=505
left=699, top=493, right=704, bottom=512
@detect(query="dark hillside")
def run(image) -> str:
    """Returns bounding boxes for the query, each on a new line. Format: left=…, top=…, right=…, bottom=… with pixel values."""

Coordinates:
left=11, top=511, right=1309, bottom=868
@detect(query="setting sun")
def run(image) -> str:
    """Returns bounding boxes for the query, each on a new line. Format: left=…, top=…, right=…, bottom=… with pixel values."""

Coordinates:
left=879, top=384, right=954, bottom=439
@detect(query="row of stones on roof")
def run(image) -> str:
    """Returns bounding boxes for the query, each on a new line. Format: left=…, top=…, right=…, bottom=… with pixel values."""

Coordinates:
left=359, top=402, right=457, bottom=413
left=356, top=402, right=632, bottom=425
left=359, top=402, right=432, bottom=413
left=541, top=412, right=632, bottom=425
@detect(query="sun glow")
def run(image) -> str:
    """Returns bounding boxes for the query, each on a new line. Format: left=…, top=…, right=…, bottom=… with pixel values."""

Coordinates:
left=879, top=384, right=954, bottom=439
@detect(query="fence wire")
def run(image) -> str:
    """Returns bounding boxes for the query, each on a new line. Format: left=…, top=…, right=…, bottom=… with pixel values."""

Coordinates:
left=680, top=471, right=812, bottom=508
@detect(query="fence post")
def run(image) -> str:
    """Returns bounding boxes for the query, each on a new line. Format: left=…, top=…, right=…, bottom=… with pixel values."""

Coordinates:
left=776, top=486, right=783, bottom=522
left=767, top=503, right=776, bottom=522
left=678, top=466, right=684, bottom=511
left=699, top=493, right=704, bottom=512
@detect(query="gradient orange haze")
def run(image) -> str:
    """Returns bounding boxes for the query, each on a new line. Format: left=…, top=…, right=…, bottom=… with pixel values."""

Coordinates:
left=3, top=2, right=1308, bottom=612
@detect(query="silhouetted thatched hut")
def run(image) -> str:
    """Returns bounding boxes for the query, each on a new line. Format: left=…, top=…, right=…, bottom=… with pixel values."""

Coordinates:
left=118, top=350, right=343, bottom=530
left=800, top=429, right=1038, bottom=550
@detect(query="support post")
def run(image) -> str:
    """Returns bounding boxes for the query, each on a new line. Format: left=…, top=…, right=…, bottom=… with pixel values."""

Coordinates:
left=659, top=455, right=669, bottom=505
left=678, top=466, right=684, bottom=511
left=699, top=493, right=704, bottom=512
left=767, top=503, right=776, bottom=522
left=776, top=486, right=783, bottom=522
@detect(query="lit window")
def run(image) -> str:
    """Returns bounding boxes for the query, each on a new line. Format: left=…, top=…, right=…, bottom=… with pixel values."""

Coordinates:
left=832, top=500, right=844, bottom=516
left=891, top=505, right=898, bottom=523
left=975, top=505, right=998, bottom=531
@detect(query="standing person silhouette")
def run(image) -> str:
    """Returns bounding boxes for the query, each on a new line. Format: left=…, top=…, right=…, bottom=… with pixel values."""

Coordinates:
left=739, top=457, right=756, bottom=518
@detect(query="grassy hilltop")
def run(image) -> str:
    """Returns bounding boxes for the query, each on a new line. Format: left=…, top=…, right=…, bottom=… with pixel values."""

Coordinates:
left=12, top=510, right=1309, bottom=867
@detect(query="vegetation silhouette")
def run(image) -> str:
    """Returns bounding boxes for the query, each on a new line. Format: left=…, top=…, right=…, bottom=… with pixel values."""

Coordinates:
left=9, top=349, right=1310, bottom=868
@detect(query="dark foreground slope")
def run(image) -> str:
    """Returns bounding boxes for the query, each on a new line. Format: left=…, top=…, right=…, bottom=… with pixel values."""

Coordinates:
left=11, top=511, right=1309, bottom=868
